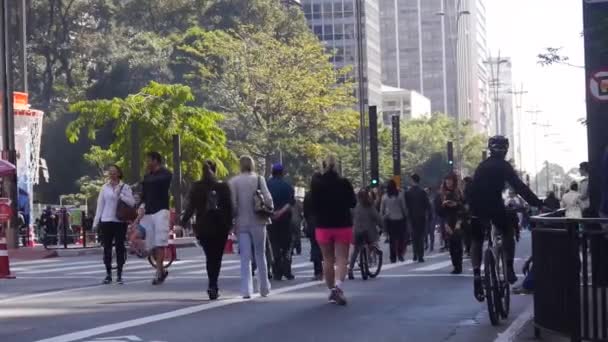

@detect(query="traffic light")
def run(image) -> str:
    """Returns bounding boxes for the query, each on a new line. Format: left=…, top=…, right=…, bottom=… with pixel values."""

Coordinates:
left=447, top=141, right=454, bottom=168
left=369, top=106, right=379, bottom=187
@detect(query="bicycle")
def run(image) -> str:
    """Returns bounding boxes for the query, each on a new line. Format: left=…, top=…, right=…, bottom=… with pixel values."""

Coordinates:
left=146, top=231, right=176, bottom=269
left=359, top=241, right=383, bottom=280
left=480, top=220, right=511, bottom=326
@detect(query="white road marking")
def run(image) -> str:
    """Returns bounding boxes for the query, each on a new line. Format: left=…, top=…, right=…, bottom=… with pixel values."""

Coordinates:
left=10, top=259, right=61, bottom=266
left=180, top=261, right=310, bottom=275
left=32, top=259, right=414, bottom=342
left=493, top=304, right=533, bottom=342
left=74, top=260, right=202, bottom=275
left=413, top=260, right=453, bottom=272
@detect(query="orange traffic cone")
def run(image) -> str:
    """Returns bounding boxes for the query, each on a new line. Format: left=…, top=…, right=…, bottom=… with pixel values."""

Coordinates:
left=0, top=235, right=15, bottom=279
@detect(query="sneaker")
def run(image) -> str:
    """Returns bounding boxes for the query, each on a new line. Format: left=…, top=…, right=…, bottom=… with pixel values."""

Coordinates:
left=348, top=270, right=355, bottom=280
left=398, top=256, right=405, bottom=262
left=103, top=275, right=112, bottom=285
left=450, top=268, right=462, bottom=275
left=333, top=287, right=347, bottom=306
left=418, top=258, right=425, bottom=263
left=474, top=274, right=484, bottom=302
left=312, top=274, right=323, bottom=281
left=285, top=274, right=295, bottom=281
left=207, top=288, right=219, bottom=300
left=152, top=270, right=169, bottom=285
left=116, top=276, right=124, bottom=285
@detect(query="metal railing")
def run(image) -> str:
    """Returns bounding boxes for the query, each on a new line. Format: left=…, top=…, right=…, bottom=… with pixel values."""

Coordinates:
left=531, top=212, right=608, bottom=342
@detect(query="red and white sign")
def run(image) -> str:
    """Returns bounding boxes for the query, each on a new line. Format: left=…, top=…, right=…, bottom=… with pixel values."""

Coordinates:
left=589, top=70, right=608, bottom=101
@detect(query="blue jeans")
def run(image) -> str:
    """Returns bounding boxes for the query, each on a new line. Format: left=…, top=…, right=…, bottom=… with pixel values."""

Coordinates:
left=239, top=227, right=271, bottom=297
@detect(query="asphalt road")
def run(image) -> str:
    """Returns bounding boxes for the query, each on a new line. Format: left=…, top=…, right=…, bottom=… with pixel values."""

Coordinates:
left=0, top=232, right=534, bottom=342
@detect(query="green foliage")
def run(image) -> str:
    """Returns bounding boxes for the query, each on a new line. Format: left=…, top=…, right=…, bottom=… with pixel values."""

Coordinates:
left=173, top=27, right=358, bottom=177
left=66, top=82, right=234, bottom=181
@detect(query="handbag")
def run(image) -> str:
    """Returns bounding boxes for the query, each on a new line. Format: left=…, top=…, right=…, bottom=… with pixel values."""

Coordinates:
left=116, top=184, right=138, bottom=222
left=253, top=176, right=273, bottom=219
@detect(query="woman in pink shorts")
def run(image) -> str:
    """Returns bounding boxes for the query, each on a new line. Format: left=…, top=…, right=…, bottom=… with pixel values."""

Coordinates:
left=310, top=156, right=357, bottom=305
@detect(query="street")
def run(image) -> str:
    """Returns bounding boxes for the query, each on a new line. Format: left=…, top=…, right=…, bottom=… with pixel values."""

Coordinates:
left=1, top=233, right=534, bottom=342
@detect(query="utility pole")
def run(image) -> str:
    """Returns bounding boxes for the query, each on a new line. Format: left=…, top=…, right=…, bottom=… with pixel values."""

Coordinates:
left=355, top=0, right=367, bottom=186
left=484, top=53, right=508, bottom=136
left=0, top=0, right=18, bottom=248
left=527, top=109, right=544, bottom=195
left=508, top=84, right=528, bottom=173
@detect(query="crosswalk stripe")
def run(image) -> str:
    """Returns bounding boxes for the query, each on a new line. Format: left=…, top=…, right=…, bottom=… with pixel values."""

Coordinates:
left=412, top=260, right=453, bottom=272
left=10, top=259, right=61, bottom=267
left=181, top=261, right=312, bottom=275
left=73, top=260, right=205, bottom=275
left=129, top=260, right=241, bottom=275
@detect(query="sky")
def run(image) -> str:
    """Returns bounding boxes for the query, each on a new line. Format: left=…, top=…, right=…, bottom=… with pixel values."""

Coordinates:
left=485, top=0, right=587, bottom=175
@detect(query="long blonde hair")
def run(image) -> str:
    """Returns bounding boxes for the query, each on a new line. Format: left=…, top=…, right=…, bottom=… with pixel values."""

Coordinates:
left=239, top=156, right=255, bottom=173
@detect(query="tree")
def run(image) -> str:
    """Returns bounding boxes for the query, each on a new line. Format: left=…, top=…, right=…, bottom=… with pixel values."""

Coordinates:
left=66, top=82, right=234, bottom=181
left=173, top=27, right=358, bottom=177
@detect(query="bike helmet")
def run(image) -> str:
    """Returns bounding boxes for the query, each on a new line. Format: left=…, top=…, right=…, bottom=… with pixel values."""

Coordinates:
left=488, top=135, right=509, bottom=157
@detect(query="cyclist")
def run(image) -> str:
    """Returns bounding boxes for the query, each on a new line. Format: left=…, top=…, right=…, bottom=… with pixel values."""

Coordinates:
left=470, top=136, right=543, bottom=301
left=348, top=188, right=383, bottom=280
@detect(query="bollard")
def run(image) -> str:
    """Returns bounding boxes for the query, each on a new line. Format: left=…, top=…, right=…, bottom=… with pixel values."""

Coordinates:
left=26, top=225, right=35, bottom=247
left=0, top=229, right=15, bottom=279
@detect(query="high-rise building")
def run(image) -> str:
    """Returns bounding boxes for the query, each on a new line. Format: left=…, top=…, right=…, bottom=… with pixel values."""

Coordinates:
left=301, top=0, right=383, bottom=110
left=379, top=0, right=490, bottom=132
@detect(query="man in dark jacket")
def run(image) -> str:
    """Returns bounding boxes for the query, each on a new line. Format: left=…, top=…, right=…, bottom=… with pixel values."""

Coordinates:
left=405, top=174, right=431, bottom=262
left=267, top=164, right=296, bottom=280
left=303, top=173, right=323, bottom=280
left=181, top=160, right=233, bottom=300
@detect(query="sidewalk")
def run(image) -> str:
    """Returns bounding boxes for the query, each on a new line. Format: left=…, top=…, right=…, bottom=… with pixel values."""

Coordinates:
left=514, top=319, right=568, bottom=342
left=8, top=237, right=198, bottom=260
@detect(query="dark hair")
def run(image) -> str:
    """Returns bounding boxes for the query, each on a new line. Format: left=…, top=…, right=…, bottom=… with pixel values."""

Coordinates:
left=387, top=179, right=399, bottom=197
left=146, top=151, right=163, bottom=164
left=570, top=182, right=578, bottom=192
left=203, top=160, right=217, bottom=182
left=411, top=173, right=421, bottom=184
left=442, top=173, right=459, bottom=192
left=108, top=164, right=123, bottom=179
left=580, top=162, right=589, bottom=173
left=357, top=189, right=372, bottom=207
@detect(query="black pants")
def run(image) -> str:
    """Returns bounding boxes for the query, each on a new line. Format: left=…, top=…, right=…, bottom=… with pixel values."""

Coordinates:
left=268, top=219, right=293, bottom=278
left=386, top=219, right=406, bottom=262
left=310, top=235, right=323, bottom=276
left=198, top=231, right=229, bottom=290
left=462, top=217, right=472, bottom=255
left=101, top=221, right=127, bottom=275
left=411, top=217, right=426, bottom=261
left=449, top=230, right=463, bottom=271
left=426, top=218, right=435, bottom=251
left=471, top=211, right=515, bottom=270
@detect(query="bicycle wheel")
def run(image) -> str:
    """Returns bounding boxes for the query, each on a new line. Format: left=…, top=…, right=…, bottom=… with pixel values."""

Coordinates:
left=148, top=246, right=175, bottom=269
left=359, top=248, right=369, bottom=280
left=484, top=249, right=500, bottom=326
left=367, top=247, right=383, bottom=278
left=497, top=248, right=511, bottom=319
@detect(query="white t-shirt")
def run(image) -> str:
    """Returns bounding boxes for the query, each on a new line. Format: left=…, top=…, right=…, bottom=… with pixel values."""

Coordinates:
left=561, top=191, right=583, bottom=219
left=94, top=182, right=136, bottom=226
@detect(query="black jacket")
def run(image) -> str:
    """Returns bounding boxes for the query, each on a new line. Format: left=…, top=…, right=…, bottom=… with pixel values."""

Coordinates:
left=470, top=156, right=542, bottom=217
left=405, top=185, right=430, bottom=221
left=311, top=171, right=356, bottom=228
left=181, top=179, right=233, bottom=237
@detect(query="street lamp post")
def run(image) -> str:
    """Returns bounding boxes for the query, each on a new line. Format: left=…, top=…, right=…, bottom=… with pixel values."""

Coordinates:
left=438, top=0, right=470, bottom=175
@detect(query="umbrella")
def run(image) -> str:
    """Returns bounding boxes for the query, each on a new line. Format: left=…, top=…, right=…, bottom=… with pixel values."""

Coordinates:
left=0, top=159, right=16, bottom=177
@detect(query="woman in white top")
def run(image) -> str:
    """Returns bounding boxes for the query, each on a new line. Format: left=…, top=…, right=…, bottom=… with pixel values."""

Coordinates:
left=561, top=182, right=583, bottom=219
left=229, top=156, right=274, bottom=298
left=94, top=165, right=135, bottom=284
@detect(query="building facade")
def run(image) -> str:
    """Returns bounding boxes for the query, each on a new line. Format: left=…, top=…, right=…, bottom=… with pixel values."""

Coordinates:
left=381, top=85, right=431, bottom=124
left=379, top=0, right=490, bottom=131
left=302, top=0, right=383, bottom=110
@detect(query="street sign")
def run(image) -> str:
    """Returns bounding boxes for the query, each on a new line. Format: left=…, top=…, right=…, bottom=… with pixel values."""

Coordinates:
left=589, top=70, right=608, bottom=101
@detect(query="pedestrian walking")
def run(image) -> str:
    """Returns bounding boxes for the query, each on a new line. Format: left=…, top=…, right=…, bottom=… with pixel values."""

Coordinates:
left=180, top=160, right=233, bottom=300
left=303, top=173, right=323, bottom=281
left=381, top=180, right=408, bottom=263
left=424, top=187, right=436, bottom=252
left=229, top=156, right=273, bottom=299
left=348, top=189, right=382, bottom=280
left=138, top=152, right=173, bottom=285
left=94, top=164, right=135, bottom=285
left=311, top=156, right=356, bottom=305
left=438, top=174, right=465, bottom=274
left=266, top=164, right=296, bottom=281
left=543, top=191, right=560, bottom=212
left=405, top=174, right=430, bottom=263
left=561, top=182, right=583, bottom=219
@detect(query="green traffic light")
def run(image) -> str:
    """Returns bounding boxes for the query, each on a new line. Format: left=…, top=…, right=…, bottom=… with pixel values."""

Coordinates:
left=371, top=179, right=378, bottom=185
